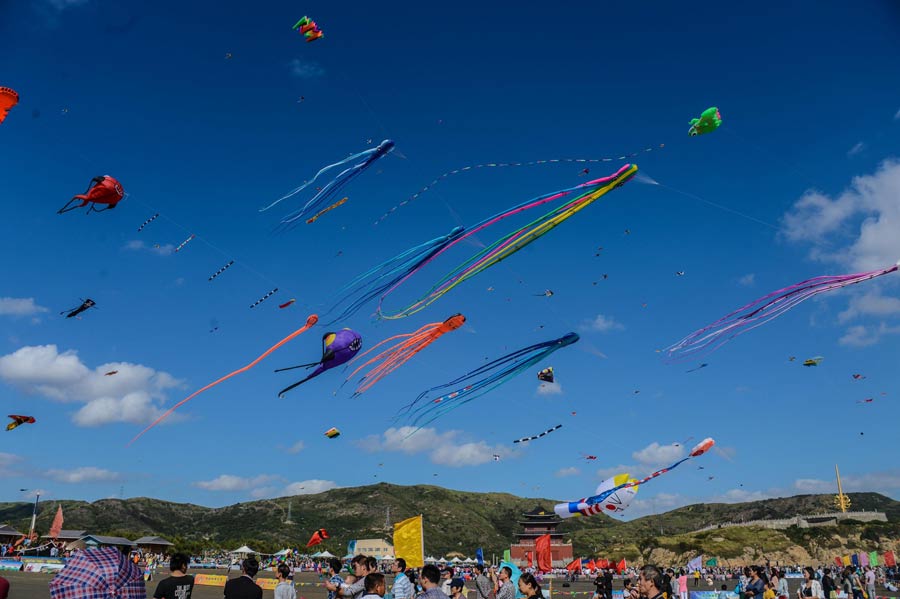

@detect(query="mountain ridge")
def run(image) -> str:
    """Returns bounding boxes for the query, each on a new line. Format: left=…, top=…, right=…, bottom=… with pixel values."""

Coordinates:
left=1, top=484, right=897, bottom=562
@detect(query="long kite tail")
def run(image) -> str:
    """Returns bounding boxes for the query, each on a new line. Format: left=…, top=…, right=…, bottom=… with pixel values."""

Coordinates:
left=375, top=144, right=662, bottom=224
left=128, top=314, right=318, bottom=445
left=277, top=365, right=324, bottom=398
left=666, top=261, right=900, bottom=361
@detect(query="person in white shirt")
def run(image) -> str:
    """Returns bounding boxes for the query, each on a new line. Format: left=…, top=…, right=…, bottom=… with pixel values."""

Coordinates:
left=275, top=564, right=297, bottom=599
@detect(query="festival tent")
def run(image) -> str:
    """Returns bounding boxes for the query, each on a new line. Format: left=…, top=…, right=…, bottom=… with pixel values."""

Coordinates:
left=274, top=549, right=291, bottom=556
left=463, top=558, right=476, bottom=564
left=426, top=556, right=438, bottom=563
left=451, top=557, right=463, bottom=563
left=231, top=545, right=257, bottom=557
left=319, top=551, right=336, bottom=558
left=310, top=551, right=323, bottom=558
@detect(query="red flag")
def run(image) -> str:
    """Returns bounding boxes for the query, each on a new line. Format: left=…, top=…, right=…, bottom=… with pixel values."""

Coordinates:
left=586, top=559, right=596, bottom=571
left=597, top=558, right=609, bottom=569
left=566, top=559, right=581, bottom=572
left=885, top=551, right=896, bottom=567
left=834, top=557, right=843, bottom=567
left=535, top=534, right=552, bottom=573
left=306, top=528, right=329, bottom=547
left=616, top=559, right=627, bottom=574
left=49, top=505, right=64, bottom=539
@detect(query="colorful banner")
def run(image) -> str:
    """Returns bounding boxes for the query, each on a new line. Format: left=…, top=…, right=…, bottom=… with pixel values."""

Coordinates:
left=195, top=574, right=228, bottom=587
left=869, top=552, right=879, bottom=567
left=393, top=515, right=424, bottom=568
left=884, top=551, right=896, bottom=567
left=851, top=554, right=859, bottom=567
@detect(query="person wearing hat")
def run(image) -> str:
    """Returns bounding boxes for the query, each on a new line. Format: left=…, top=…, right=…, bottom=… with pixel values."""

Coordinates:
left=441, top=568, right=454, bottom=596
left=450, top=578, right=466, bottom=599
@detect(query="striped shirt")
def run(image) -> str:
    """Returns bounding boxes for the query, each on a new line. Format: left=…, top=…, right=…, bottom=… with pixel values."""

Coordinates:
left=393, top=573, right=414, bottom=599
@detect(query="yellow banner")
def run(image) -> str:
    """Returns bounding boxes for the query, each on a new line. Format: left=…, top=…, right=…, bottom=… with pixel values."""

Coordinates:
left=393, top=515, right=424, bottom=568
left=195, top=574, right=228, bottom=587
left=257, top=578, right=279, bottom=590
left=841, top=555, right=851, bottom=566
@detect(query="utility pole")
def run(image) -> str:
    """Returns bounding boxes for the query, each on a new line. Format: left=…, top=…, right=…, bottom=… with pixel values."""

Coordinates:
left=384, top=506, right=391, bottom=531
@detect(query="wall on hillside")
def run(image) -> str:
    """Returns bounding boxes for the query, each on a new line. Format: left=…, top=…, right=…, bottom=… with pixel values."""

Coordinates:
left=691, top=511, right=887, bottom=533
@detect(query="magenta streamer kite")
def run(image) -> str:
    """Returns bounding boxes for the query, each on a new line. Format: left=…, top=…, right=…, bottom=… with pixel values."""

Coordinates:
left=667, top=261, right=900, bottom=360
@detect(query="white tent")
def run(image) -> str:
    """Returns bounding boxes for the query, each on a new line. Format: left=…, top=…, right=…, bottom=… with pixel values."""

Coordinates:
left=451, top=557, right=463, bottom=564
left=318, top=551, right=336, bottom=558
left=273, top=549, right=291, bottom=556
left=230, top=546, right=257, bottom=556
left=310, top=551, right=323, bottom=558
left=425, top=556, right=438, bottom=564
left=463, top=558, right=476, bottom=564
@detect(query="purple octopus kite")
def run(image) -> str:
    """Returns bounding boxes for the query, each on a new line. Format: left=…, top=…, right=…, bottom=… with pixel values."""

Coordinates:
left=276, top=328, right=362, bottom=397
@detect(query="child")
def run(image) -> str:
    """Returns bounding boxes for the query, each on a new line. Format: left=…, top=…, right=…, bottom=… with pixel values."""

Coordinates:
left=361, top=573, right=386, bottom=599
left=720, top=584, right=731, bottom=599
left=763, top=582, right=776, bottom=599
left=450, top=578, right=466, bottom=599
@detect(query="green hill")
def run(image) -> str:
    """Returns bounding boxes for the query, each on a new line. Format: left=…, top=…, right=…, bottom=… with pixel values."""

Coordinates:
left=1, top=484, right=897, bottom=560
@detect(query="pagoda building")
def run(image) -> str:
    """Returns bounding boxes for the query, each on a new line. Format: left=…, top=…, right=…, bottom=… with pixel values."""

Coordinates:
left=509, top=505, right=573, bottom=568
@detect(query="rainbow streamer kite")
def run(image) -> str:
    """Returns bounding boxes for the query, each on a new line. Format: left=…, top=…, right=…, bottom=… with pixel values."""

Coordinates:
left=667, top=261, right=900, bottom=360
left=378, top=164, right=638, bottom=319
left=401, top=332, right=579, bottom=428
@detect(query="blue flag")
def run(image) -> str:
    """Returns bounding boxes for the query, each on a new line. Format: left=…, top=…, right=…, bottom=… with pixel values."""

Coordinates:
left=347, top=539, right=357, bottom=556
left=476, top=548, right=484, bottom=566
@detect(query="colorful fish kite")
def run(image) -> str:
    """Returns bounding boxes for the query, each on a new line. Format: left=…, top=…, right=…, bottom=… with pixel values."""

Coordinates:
left=803, top=357, right=823, bottom=367
left=555, top=438, right=715, bottom=519
left=378, top=164, right=638, bottom=319
left=324, top=427, right=340, bottom=438
left=6, top=415, right=35, bottom=431
left=376, top=147, right=661, bottom=223
left=306, top=197, right=348, bottom=224
left=306, top=528, right=329, bottom=547
left=58, top=176, right=124, bottom=214
left=666, top=261, right=900, bottom=360
left=537, top=367, right=554, bottom=383
left=276, top=329, right=363, bottom=398
left=293, top=16, right=323, bottom=42
left=554, top=473, right=639, bottom=519
left=401, top=332, right=579, bottom=428
left=345, top=314, right=465, bottom=396
left=128, top=315, right=319, bottom=444
left=325, top=226, right=465, bottom=324
left=61, top=299, right=96, bottom=319
left=0, top=87, right=18, bottom=125
left=688, top=107, right=722, bottom=137
left=512, top=424, right=562, bottom=444
left=260, top=140, right=393, bottom=227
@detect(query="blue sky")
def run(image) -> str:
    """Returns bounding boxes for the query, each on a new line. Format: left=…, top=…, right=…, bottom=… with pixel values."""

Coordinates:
left=1, top=0, right=899, bottom=519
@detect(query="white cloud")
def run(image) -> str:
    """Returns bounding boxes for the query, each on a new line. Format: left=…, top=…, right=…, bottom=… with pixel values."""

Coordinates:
left=536, top=381, right=562, bottom=395
left=0, top=297, right=49, bottom=317
left=357, top=426, right=510, bottom=467
left=280, top=480, right=338, bottom=496
left=839, top=323, right=900, bottom=348
left=596, top=464, right=640, bottom=480
left=794, top=470, right=900, bottom=494
left=632, top=442, right=685, bottom=466
left=0, top=345, right=182, bottom=427
left=289, top=59, right=325, bottom=79
left=581, top=314, right=624, bottom=333
left=555, top=467, right=580, bottom=478
left=0, top=453, right=23, bottom=476
left=847, top=142, right=866, bottom=157
left=894, top=108, right=900, bottom=120
left=124, top=240, right=174, bottom=256
left=195, top=474, right=280, bottom=491
left=781, top=159, right=900, bottom=271
left=737, top=273, right=755, bottom=287
left=45, top=466, right=122, bottom=483
left=838, top=289, right=900, bottom=323
left=283, top=440, right=306, bottom=455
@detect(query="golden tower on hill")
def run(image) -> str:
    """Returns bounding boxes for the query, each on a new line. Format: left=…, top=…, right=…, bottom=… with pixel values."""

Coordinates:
left=834, top=464, right=851, bottom=512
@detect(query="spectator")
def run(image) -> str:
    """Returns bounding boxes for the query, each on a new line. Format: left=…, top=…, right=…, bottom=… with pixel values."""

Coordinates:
left=473, top=564, right=493, bottom=599
left=327, top=558, right=345, bottom=599
left=679, top=569, right=689, bottom=599
left=719, top=584, right=730, bottom=599
left=864, top=567, right=876, bottom=599
left=496, top=567, right=515, bottom=599
left=441, top=568, right=454, bottom=596
left=450, top=578, right=467, bottom=599
left=327, top=555, right=371, bottom=599
left=518, top=573, right=545, bottom=599
left=392, top=558, right=414, bottom=599
left=224, top=557, right=262, bottom=599
left=636, top=565, right=665, bottom=599
left=421, top=564, right=451, bottom=599
left=362, top=573, right=387, bottom=599
left=797, top=567, right=823, bottom=599
left=153, top=552, right=194, bottom=599
left=275, top=564, right=297, bottom=599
